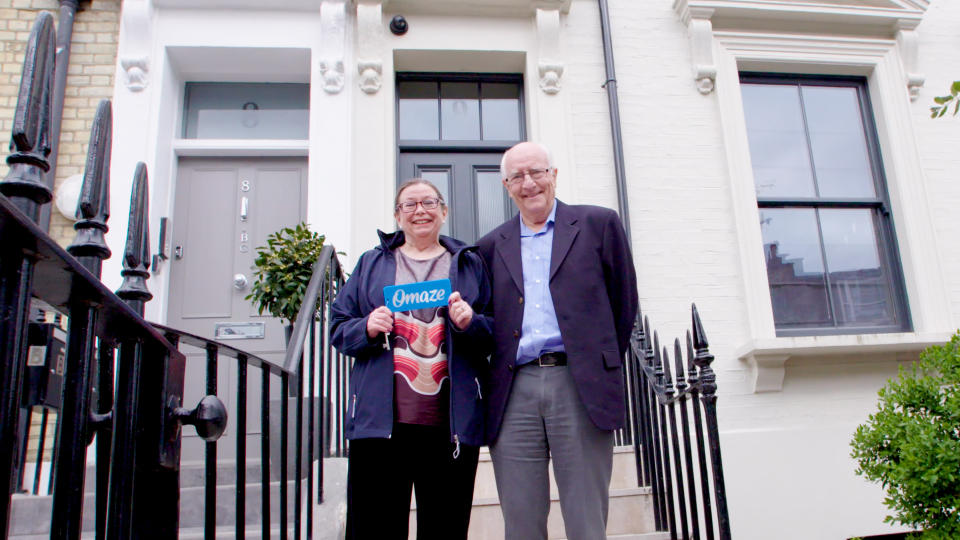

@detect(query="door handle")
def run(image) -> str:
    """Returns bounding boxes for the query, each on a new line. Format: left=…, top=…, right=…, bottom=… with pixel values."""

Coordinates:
left=233, top=273, right=248, bottom=290
left=240, top=197, right=249, bottom=222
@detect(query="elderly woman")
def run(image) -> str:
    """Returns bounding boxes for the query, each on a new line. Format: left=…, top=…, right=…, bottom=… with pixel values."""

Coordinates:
left=331, top=179, right=493, bottom=540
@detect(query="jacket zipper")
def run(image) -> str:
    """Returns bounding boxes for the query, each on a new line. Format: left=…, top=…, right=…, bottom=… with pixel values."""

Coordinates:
left=453, top=434, right=461, bottom=459
left=351, top=394, right=357, bottom=419
left=475, top=377, right=482, bottom=400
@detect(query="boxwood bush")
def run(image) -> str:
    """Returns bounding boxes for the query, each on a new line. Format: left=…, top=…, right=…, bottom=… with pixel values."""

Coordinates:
left=850, top=332, right=960, bottom=539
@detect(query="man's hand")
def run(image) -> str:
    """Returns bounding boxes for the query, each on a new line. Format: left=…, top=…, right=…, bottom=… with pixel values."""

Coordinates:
left=366, top=306, right=394, bottom=338
left=448, top=291, right=474, bottom=330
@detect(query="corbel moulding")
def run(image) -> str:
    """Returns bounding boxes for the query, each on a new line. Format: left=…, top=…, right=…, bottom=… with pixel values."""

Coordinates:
left=673, top=0, right=927, bottom=95
left=383, top=0, right=571, bottom=17
left=152, top=0, right=326, bottom=9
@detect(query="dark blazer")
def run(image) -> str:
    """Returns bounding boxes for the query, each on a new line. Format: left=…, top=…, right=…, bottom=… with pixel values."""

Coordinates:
left=477, top=200, right=638, bottom=443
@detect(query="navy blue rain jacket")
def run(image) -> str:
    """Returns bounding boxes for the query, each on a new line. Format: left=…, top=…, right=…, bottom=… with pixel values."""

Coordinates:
left=330, top=230, right=494, bottom=447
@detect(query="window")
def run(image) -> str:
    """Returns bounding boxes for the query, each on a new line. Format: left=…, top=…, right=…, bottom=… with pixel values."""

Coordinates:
left=182, top=82, right=309, bottom=140
left=740, top=74, right=909, bottom=336
left=396, top=74, right=524, bottom=243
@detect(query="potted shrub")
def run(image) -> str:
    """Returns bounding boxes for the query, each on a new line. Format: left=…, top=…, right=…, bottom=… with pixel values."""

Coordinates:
left=246, top=222, right=326, bottom=326
left=850, top=332, right=960, bottom=539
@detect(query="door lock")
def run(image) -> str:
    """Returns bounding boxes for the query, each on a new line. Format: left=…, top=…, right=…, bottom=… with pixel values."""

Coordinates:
left=174, top=246, right=184, bottom=260
left=233, top=274, right=248, bottom=290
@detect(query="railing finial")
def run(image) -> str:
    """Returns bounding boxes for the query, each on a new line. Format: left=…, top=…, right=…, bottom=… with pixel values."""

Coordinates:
left=0, top=12, right=56, bottom=219
left=67, top=100, right=113, bottom=275
left=116, top=162, right=152, bottom=315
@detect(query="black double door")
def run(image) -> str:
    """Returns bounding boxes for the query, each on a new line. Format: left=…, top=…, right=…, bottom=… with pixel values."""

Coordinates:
left=399, top=152, right=515, bottom=245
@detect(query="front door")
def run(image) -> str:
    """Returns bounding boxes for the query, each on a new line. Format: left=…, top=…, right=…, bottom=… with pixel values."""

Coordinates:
left=398, top=153, right=512, bottom=243
left=167, top=157, right=307, bottom=360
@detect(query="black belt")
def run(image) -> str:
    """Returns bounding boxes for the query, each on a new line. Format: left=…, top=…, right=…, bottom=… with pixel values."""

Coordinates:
left=529, top=351, right=567, bottom=367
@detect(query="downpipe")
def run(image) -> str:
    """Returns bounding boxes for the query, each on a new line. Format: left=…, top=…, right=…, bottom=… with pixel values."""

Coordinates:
left=598, top=0, right=632, bottom=244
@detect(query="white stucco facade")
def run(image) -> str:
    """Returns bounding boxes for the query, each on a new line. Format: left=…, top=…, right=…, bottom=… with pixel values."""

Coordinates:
left=98, top=0, right=960, bottom=538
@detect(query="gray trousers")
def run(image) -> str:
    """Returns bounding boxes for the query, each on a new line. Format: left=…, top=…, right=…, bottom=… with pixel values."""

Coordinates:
left=490, top=364, right=614, bottom=540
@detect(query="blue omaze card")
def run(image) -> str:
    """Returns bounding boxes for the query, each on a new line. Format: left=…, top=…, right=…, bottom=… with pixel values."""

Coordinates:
left=383, top=278, right=452, bottom=311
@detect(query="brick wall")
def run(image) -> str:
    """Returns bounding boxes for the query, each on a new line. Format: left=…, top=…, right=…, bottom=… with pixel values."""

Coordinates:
left=0, top=0, right=120, bottom=246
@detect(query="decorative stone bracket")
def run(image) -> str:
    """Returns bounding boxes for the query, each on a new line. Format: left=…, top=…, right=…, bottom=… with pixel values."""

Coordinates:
left=357, top=60, right=382, bottom=94
left=537, top=8, right=563, bottom=95
left=320, top=0, right=347, bottom=94
left=121, top=57, right=149, bottom=92
left=119, top=0, right=152, bottom=92
left=356, top=1, right=385, bottom=94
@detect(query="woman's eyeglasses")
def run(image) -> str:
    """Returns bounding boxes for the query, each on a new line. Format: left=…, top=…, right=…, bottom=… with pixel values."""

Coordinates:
left=396, top=197, right=442, bottom=213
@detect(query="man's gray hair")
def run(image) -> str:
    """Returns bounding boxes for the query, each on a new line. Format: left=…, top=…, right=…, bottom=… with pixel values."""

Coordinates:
left=500, top=142, right=554, bottom=179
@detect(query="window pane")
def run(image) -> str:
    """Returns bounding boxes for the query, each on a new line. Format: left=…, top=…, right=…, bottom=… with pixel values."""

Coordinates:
left=476, top=169, right=506, bottom=237
left=481, top=83, right=521, bottom=141
left=741, top=84, right=816, bottom=198
left=802, top=87, right=876, bottom=198
left=440, top=82, right=480, bottom=141
left=183, top=82, right=309, bottom=140
left=416, top=168, right=451, bottom=237
left=820, top=209, right=895, bottom=326
left=399, top=82, right=439, bottom=140
left=760, top=208, right=832, bottom=327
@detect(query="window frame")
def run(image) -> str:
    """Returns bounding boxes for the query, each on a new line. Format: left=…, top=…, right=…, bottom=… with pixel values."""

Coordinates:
left=740, top=73, right=911, bottom=337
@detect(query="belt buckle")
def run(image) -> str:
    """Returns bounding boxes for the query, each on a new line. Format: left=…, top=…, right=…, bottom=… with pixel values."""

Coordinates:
left=538, top=353, right=559, bottom=367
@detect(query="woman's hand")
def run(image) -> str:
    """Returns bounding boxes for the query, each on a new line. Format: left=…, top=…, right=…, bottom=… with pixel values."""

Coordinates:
left=366, top=306, right=394, bottom=338
left=448, top=291, right=474, bottom=330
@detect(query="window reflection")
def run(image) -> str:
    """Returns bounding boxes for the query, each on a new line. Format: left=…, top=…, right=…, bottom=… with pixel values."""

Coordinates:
left=441, top=82, right=480, bottom=140
left=760, top=209, right=832, bottom=328
left=399, top=81, right=440, bottom=140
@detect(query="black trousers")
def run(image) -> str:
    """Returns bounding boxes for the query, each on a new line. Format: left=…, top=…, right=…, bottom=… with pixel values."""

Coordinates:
left=345, top=423, right=480, bottom=540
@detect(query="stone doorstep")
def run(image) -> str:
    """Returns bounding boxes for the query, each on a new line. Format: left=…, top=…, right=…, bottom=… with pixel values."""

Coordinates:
left=411, top=487, right=658, bottom=540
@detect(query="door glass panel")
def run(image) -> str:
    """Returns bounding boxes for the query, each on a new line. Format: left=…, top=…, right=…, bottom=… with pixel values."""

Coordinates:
left=801, top=86, right=876, bottom=199
left=416, top=168, right=451, bottom=237
left=440, top=82, right=480, bottom=141
left=398, top=81, right=440, bottom=140
left=820, top=209, right=893, bottom=326
left=741, top=84, right=816, bottom=198
left=476, top=169, right=506, bottom=238
left=182, top=83, right=309, bottom=140
left=481, top=83, right=521, bottom=141
left=759, top=208, right=831, bottom=327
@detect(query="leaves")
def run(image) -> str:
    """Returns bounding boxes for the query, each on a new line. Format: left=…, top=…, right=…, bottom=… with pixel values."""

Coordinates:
left=850, top=332, right=960, bottom=537
left=244, top=223, right=327, bottom=323
left=930, top=81, right=960, bottom=119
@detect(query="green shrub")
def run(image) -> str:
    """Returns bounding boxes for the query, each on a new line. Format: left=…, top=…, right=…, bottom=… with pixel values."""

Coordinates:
left=850, top=332, right=960, bottom=539
left=246, top=223, right=326, bottom=323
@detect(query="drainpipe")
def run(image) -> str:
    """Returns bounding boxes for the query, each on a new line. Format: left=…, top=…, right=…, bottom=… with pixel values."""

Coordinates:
left=597, top=0, right=631, bottom=244
left=39, top=0, right=82, bottom=232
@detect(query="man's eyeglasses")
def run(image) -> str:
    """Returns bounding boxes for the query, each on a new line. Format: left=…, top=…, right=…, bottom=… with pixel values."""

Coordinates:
left=396, top=197, right=443, bottom=213
left=504, top=168, right=553, bottom=185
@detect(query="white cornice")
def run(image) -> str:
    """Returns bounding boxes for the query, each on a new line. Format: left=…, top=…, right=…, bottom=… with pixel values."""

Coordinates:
left=383, top=0, right=571, bottom=17
left=674, top=0, right=925, bottom=33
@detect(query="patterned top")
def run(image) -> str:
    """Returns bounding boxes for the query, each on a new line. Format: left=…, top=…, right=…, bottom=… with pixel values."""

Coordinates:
left=392, top=248, right=452, bottom=426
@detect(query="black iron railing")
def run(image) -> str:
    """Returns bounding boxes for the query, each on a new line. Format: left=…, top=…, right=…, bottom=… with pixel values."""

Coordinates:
left=624, top=304, right=732, bottom=540
left=283, top=244, right=353, bottom=506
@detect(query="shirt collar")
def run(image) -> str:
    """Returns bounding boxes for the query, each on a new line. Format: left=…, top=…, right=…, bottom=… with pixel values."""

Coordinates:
left=519, top=201, right=557, bottom=237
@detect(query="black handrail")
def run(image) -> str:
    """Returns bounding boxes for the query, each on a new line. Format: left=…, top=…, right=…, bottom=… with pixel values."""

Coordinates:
left=281, top=243, right=353, bottom=507
left=626, top=304, right=732, bottom=540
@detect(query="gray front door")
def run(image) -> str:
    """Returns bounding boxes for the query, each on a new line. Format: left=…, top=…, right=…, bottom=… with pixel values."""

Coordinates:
left=169, top=157, right=307, bottom=460
left=168, top=157, right=307, bottom=359
left=398, top=152, right=513, bottom=244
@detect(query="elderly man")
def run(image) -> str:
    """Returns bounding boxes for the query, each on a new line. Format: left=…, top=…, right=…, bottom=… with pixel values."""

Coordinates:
left=477, top=141, right=638, bottom=540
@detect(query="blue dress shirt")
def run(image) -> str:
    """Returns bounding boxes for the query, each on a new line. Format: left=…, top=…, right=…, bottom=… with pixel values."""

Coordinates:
left=516, top=202, right=565, bottom=365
